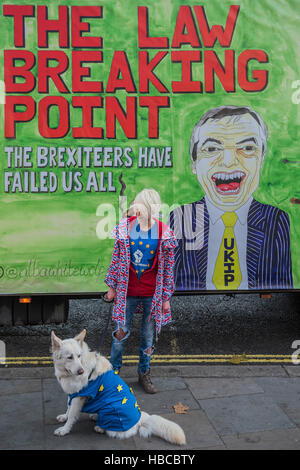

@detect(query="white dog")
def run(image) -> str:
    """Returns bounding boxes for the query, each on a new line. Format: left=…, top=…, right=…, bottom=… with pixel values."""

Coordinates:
left=51, top=329, right=186, bottom=445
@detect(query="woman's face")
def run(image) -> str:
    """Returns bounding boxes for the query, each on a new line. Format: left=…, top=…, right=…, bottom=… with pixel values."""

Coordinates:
left=132, top=198, right=160, bottom=221
left=132, top=201, right=148, bottom=220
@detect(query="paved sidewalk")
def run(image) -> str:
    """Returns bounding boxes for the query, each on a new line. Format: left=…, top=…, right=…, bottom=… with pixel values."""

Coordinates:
left=1, top=364, right=300, bottom=450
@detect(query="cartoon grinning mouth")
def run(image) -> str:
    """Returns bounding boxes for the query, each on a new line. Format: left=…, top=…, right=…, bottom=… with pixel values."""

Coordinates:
left=211, top=171, right=246, bottom=195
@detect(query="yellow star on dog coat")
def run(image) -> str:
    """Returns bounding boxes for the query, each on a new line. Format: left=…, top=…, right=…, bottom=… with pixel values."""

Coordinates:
left=117, top=384, right=123, bottom=392
left=122, top=397, right=128, bottom=405
left=134, top=401, right=141, bottom=411
left=98, top=384, right=104, bottom=392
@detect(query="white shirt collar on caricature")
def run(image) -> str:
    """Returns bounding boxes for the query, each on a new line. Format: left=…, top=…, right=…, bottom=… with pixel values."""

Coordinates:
left=204, top=194, right=253, bottom=225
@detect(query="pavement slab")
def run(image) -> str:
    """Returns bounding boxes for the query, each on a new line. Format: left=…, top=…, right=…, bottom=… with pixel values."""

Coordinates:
left=222, top=428, right=300, bottom=450
left=284, top=366, right=300, bottom=377
left=254, top=377, right=300, bottom=426
left=0, top=391, right=44, bottom=450
left=185, top=377, right=264, bottom=400
left=199, top=394, right=296, bottom=436
left=0, top=378, right=42, bottom=396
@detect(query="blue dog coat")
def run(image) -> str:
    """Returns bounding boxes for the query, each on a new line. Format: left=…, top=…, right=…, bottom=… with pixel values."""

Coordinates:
left=68, top=370, right=141, bottom=432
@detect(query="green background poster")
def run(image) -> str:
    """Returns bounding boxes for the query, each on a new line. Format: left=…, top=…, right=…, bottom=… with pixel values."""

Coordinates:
left=0, top=0, right=299, bottom=294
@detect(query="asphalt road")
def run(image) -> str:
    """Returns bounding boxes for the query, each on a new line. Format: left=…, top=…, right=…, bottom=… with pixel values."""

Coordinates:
left=1, top=292, right=300, bottom=364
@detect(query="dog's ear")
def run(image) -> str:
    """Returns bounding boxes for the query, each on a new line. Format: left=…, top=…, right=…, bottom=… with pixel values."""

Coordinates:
left=51, top=331, right=62, bottom=351
left=75, top=329, right=86, bottom=345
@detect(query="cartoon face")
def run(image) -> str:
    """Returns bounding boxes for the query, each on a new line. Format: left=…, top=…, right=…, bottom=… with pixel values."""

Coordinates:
left=192, top=114, right=265, bottom=210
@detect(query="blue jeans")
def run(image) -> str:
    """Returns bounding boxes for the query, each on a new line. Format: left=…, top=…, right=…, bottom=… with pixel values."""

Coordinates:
left=110, top=296, right=155, bottom=375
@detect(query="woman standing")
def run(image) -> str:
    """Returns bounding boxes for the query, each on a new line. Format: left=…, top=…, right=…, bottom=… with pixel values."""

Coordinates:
left=105, top=189, right=177, bottom=394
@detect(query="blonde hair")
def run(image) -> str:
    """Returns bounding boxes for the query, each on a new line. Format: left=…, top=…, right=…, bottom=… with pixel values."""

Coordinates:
left=130, top=189, right=161, bottom=220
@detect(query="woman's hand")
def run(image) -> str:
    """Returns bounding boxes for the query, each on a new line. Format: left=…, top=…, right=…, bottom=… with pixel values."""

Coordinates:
left=162, top=300, right=170, bottom=313
left=106, top=287, right=116, bottom=302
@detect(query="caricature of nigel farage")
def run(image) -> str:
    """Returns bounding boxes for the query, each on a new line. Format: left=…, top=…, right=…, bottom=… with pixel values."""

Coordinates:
left=169, top=106, right=293, bottom=291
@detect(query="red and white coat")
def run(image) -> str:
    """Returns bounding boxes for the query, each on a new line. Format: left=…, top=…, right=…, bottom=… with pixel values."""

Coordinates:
left=104, top=216, right=177, bottom=335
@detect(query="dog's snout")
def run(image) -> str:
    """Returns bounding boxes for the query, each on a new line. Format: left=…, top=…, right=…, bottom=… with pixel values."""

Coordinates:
left=77, top=368, right=84, bottom=375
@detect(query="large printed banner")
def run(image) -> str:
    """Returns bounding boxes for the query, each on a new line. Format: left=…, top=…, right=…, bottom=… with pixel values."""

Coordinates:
left=0, top=0, right=299, bottom=294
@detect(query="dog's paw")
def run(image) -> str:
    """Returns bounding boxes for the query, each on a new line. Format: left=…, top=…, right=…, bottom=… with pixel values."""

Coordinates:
left=56, top=414, right=67, bottom=423
left=89, top=414, right=98, bottom=422
left=94, top=425, right=105, bottom=434
left=54, top=426, right=70, bottom=436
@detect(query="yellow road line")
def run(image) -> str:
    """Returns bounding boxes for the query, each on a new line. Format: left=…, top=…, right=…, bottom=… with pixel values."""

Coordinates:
left=1, top=361, right=53, bottom=365
left=0, top=354, right=293, bottom=359
left=0, top=354, right=298, bottom=365
left=0, top=357, right=53, bottom=360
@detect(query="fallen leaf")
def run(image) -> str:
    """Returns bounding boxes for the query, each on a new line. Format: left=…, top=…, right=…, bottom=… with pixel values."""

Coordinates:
left=230, top=353, right=248, bottom=364
left=173, top=402, right=189, bottom=414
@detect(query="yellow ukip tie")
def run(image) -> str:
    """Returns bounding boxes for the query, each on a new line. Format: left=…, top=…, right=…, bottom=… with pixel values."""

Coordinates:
left=212, top=212, right=242, bottom=290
